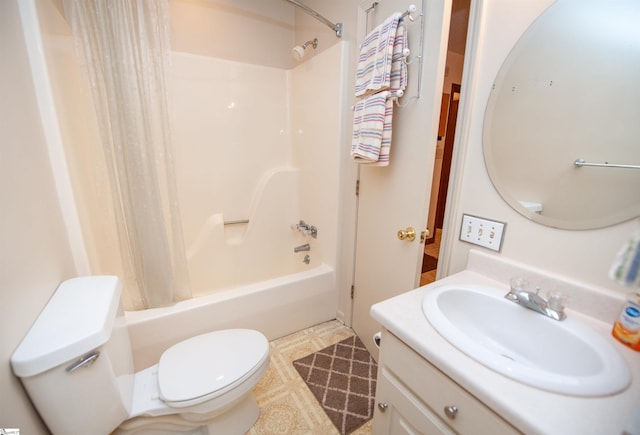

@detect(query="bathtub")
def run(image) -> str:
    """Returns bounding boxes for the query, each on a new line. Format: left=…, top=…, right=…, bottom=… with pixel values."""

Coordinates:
left=125, top=263, right=337, bottom=370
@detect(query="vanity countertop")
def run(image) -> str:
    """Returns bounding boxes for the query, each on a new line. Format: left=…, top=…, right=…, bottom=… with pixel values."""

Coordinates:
left=370, top=270, right=640, bottom=435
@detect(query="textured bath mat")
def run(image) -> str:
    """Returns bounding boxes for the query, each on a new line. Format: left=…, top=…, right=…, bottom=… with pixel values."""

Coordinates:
left=293, top=335, right=377, bottom=435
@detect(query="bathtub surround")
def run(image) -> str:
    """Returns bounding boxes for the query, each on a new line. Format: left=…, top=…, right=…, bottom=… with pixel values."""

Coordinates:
left=170, top=35, right=347, bottom=296
left=65, top=0, right=190, bottom=309
left=293, top=335, right=377, bottom=434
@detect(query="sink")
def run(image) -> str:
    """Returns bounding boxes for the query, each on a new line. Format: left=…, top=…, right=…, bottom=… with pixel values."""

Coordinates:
left=422, top=284, right=631, bottom=396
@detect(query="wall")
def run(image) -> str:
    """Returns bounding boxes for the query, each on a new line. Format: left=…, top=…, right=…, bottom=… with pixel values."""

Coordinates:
left=444, top=0, right=638, bottom=305
left=0, top=0, right=77, bottom=432
left=170, top=0, right=295, bottom=68
left=35, top=0, right=123, bottom=282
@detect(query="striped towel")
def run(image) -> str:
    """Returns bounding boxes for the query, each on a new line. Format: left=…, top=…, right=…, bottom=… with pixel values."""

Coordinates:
left=390, top=18, right=408, bottom=94
left=351, top=91, right=393, bottom=164
left=355, top=13, right=401, bottom=97
left=610, top=230, right=640, bottom=288
left=372, top=96, right=394, bottom=166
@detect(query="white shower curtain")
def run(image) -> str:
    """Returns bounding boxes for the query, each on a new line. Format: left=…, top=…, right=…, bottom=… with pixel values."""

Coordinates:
left=65, top=0, right=190, bottom=309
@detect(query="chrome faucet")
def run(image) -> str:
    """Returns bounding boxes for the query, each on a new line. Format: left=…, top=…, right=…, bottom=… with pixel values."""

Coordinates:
left=505, top=279, right=566, bottom=321
left=291, top=220, right=318, bottom=238
left=294, top=243, right=311, bottom=253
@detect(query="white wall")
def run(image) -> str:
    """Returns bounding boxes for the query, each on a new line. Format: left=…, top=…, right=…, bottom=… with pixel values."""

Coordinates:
left=0, top=0, right=77, bottom=432
left=35, top=0, right=123, bottom=281
left=444, top=0, right=638, bottom=306
left=170, top=0, right=295, bottom=68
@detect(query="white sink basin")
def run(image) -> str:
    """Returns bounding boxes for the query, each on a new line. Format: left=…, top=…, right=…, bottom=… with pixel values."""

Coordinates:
left=422, top=284, right=631, bottom=396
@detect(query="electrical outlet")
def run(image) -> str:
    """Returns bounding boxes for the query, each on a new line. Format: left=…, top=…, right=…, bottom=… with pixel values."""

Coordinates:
left=459, top=214, right=506, bottom=252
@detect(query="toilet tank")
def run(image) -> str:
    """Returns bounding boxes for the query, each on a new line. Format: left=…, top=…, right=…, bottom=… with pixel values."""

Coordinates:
left=11, top=276, right=135, bottom=435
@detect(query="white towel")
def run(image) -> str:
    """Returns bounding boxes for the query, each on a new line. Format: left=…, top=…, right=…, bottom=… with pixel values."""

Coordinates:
left=351, top=91, right=390, bottom=162
left=355, top=13, right=401, bottom=97
left=609, top=229, right=640, bottom=287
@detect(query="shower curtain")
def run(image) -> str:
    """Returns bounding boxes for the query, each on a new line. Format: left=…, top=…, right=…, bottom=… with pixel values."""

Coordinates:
left=65, top=0, right=190, bottom=309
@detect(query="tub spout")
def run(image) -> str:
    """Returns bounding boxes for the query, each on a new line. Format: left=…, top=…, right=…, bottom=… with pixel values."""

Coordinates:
left=294, top=243, right=311, bottom=253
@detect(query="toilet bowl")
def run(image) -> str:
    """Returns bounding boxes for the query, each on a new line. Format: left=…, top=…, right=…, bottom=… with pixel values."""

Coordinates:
left=10, top=276, right=269, bottom=435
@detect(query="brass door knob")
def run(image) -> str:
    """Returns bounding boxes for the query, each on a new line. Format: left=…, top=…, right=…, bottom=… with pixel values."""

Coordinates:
left=397, top=227, right=416, bottom=241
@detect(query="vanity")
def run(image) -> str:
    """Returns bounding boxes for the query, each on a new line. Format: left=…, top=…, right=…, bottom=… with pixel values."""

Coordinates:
left=370, top=250, right=640, bottom=435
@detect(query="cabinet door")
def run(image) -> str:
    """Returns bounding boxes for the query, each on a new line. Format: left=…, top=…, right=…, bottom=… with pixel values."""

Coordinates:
left=380, top=332, right=520, bottom=435
left=374, top=368, right=455, bottom=435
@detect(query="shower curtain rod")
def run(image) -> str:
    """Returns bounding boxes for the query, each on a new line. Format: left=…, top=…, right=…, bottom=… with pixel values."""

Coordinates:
left=283, top=0, right=343, bottom=38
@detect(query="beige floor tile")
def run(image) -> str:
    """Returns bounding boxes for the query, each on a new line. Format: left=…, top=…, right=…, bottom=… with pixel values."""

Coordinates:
left=248, top=320, right=372, bottom=435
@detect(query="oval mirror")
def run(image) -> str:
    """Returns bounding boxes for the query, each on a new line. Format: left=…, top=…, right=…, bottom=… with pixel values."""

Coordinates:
left=483, top=0, right=640, bottom=230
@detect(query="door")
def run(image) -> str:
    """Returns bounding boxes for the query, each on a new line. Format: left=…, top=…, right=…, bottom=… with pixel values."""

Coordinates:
left=435, top=84, right=461, bottom=229
left=352, top=0, right=452, bottom=358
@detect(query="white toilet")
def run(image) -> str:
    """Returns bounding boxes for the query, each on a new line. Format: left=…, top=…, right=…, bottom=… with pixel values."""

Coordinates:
left=11, top=276, right=270, bottom=435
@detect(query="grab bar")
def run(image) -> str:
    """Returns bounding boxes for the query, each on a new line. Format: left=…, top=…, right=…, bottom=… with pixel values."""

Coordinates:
left=224, top=219, right=249, bottom=225
left=574, top=158, right=640, bottom=170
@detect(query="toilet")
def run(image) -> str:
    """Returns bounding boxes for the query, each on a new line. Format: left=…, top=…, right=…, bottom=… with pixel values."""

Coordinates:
left=10, top=276, right=270, bottom=435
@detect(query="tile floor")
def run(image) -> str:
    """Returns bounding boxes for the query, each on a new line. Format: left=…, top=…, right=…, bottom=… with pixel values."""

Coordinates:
left=248, top=320, right=373, bottom=435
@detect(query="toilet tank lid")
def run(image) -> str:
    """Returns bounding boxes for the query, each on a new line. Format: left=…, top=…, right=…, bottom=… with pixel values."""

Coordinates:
left=11, top=276, right=122, bottom=377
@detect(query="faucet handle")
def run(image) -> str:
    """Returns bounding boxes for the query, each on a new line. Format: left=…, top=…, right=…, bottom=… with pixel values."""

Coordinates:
left=509, top=277, right=529, bottom=292
left=547, top=291, right=567, bottom=311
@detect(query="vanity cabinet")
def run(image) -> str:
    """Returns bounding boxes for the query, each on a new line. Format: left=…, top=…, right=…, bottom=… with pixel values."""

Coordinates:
left=373, top=331, right=520, bottom=435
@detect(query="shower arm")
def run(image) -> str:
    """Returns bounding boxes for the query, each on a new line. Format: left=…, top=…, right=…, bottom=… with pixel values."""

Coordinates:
left=283, top=0, right=343, bottom=38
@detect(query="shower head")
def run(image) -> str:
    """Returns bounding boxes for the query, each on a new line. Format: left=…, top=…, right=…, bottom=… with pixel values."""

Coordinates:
left=292, top=38, right=318, bottom=62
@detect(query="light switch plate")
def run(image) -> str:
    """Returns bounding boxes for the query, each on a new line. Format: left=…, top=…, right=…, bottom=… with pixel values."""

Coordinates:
left=459, top=214, right=506, bottom=252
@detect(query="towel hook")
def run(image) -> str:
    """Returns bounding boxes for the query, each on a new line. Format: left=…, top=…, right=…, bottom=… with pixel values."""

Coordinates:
left=400, top=4, right=417, bottom=22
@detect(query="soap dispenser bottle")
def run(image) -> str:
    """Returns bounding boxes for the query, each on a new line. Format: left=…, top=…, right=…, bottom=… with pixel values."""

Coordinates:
left=612, top=291, right=640, bottom=351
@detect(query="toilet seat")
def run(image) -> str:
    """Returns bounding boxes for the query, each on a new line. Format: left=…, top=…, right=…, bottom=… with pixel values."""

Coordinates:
left=157, top=329, right=269, bottom=408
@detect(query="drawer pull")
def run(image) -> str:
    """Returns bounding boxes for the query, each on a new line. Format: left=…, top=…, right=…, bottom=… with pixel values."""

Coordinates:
left=378, top=402, right=389, bottom=412
left=444, top=405, right=458, bottom=420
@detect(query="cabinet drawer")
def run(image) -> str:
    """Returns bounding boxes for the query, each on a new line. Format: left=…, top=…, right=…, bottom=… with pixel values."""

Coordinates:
left=375, top=367, right=455, bottom=435
left=379, top=332, right=519, bottom=435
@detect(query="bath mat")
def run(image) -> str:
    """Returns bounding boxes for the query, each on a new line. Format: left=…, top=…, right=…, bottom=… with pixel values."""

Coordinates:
left=293, top=335, right=377, bottom=435
left=422, top=253, right=438, bottom=273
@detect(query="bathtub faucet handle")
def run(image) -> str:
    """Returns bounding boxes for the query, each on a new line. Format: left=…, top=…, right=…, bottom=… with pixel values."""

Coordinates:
left=291, top=220, right=307, bottom=231
left=291, top=220, right=318, bottom=238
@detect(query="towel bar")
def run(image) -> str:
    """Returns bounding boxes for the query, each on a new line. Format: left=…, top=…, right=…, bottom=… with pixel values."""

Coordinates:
left=364, top=2, right=379, bottom=14
left=574, top=158, right=640, bottom=170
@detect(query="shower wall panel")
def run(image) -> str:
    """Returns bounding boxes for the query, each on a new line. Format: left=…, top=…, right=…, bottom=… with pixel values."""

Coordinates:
left=171, top=52, right=293, bottom=249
